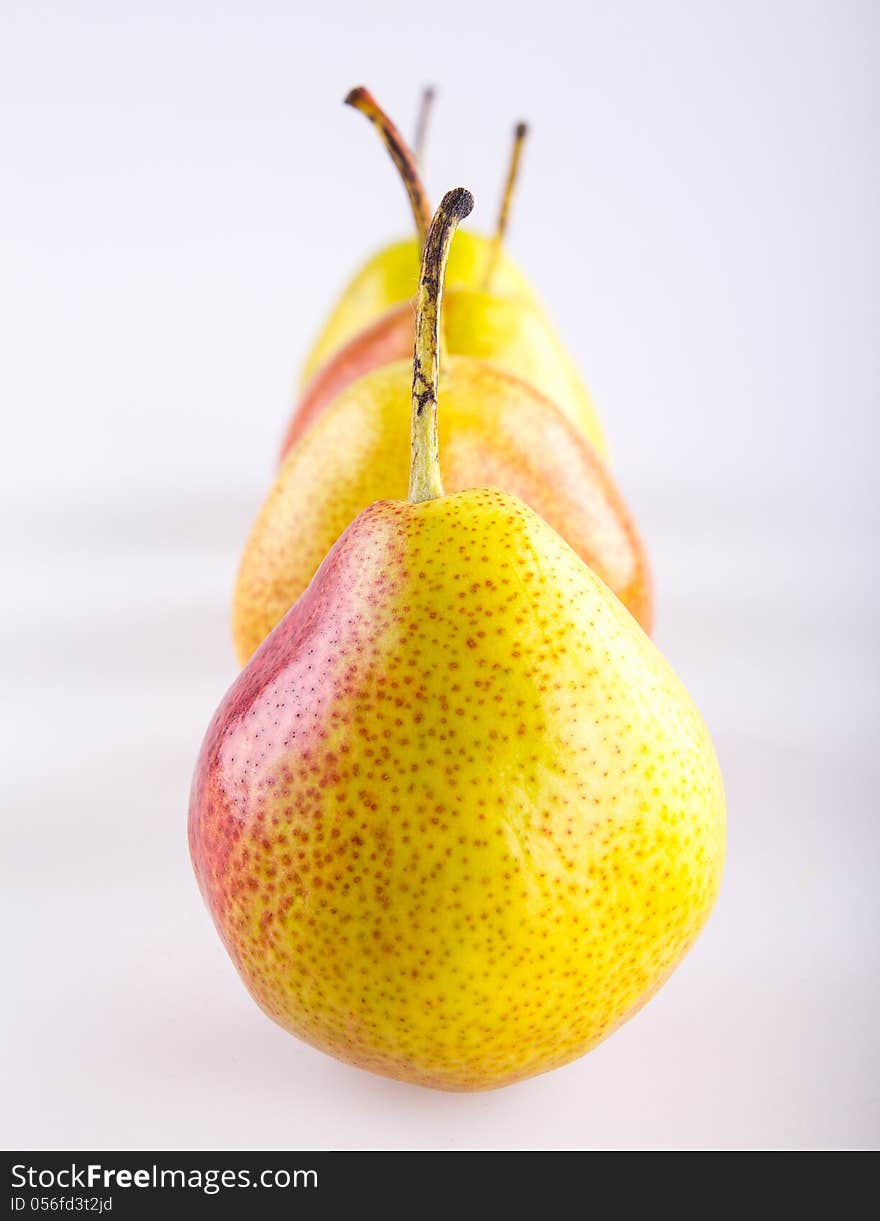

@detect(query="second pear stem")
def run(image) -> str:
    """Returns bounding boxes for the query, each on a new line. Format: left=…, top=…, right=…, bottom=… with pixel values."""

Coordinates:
left=484, top=121, right=529, bottom=291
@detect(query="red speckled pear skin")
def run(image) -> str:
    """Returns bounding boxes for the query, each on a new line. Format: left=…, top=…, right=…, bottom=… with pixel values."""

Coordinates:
left=190, top=489, right=726, bottom=1092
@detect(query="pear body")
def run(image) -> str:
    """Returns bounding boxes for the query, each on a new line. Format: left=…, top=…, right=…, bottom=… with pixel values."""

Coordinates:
left=285, top=289, right=607, bottom=459
left=191, top=490, right=725, bottom=1091
left=235, top=357, right=650, bottom=663
left=301, top=230, right=539, bottom=388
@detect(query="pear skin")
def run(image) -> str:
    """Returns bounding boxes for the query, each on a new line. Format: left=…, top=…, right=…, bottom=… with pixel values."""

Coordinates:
left=192, top=489, right=724, bottom=1091
left=300, top=230, right=537, bottom=388
left=284, top=289, right=607, bottom=459
left=235, top=357, right=650, bottom=664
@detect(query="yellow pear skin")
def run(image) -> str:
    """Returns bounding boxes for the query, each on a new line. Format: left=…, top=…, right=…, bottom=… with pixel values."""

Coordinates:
left=191, top=489, right=725, bottom=1091
left=444, top=289, right=607, bottom=453
left=301, top=229, right=538, bottom=387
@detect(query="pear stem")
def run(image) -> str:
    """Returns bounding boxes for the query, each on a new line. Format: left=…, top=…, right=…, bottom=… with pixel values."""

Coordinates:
left=409, top=187, right=475, bottom=504
left=345, top=86, right=432, bottom=241
left=483, top=121, right=529, bottom=290
left=413, top=85, right=436, bottom=165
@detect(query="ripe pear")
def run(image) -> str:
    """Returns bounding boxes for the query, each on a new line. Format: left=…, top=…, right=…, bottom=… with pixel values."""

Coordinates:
left=236, top=355, right=650, bottom=664
left=191, top=188, right=725, bottom=1091
left=296, top=89, right=606, bottom=454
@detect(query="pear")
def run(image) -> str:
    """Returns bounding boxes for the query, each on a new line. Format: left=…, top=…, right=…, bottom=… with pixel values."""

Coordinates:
left=301, top=228, right=534, bottom=387
left=296, top=88, right=606, bottom=454
left=191, top=188, right=725, bottom=1091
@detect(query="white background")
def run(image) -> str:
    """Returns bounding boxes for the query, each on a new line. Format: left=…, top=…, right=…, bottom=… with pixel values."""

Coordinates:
left=2, top=0, right=877, bottom=1149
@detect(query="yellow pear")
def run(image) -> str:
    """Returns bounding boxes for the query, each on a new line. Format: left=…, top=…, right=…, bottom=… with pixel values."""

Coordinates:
left=300, top=88, right=535, bottom=384
left=190, top=188, right=724, bottom=1091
